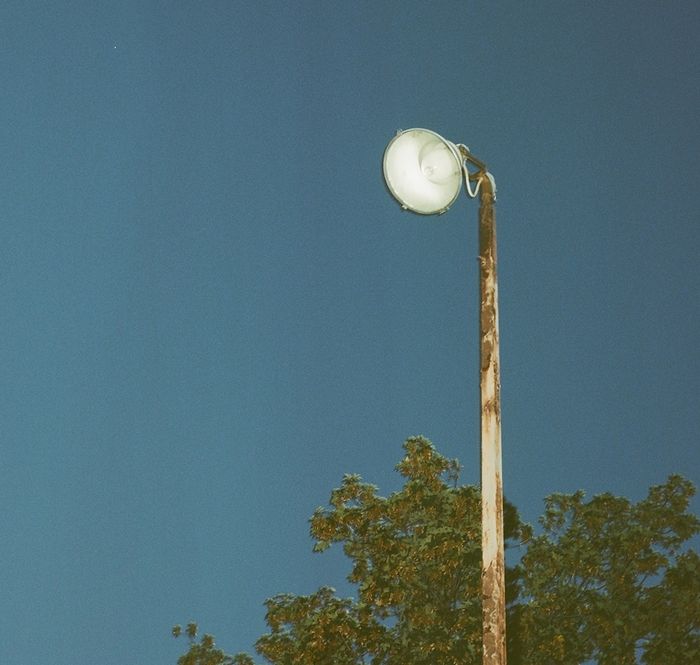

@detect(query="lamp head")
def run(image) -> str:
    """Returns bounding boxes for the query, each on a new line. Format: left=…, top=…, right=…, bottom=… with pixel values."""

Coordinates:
left=382, top=128, right=464, bottom=215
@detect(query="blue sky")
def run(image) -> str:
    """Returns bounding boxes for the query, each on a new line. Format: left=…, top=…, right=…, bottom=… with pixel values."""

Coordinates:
left=1, top=2, right=698, bottom=663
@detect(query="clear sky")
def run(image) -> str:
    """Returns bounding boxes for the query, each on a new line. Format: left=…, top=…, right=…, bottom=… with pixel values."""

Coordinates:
left=1, top=2, right=698, bottom=663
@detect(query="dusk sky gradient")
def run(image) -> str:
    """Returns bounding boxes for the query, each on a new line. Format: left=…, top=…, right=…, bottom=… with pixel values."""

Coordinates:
left=1, top=2, right=698, bottom=663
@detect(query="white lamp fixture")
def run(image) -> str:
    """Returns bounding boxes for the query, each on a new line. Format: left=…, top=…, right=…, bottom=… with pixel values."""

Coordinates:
left=383, top=128, right=467, bottom=215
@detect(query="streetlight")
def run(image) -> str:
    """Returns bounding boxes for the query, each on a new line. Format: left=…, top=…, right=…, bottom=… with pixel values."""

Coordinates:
left=383, top=128, right=506, bottom=665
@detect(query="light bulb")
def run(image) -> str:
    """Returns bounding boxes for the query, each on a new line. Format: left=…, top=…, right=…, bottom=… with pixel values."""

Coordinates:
left=419, top=142, right=460, bottom=184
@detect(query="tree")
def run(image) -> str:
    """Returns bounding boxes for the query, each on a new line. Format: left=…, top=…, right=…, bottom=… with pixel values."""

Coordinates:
left=514, top=474, right=700, bottom=664
left=174, top=436, right=699, bottom=664
left=172, top=623, right=254, bottom=665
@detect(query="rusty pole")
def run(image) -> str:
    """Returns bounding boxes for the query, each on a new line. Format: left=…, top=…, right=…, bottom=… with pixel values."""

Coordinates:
left=477, top=173, right=506, bottom=665
left=383, top=132, right=506, bottom=662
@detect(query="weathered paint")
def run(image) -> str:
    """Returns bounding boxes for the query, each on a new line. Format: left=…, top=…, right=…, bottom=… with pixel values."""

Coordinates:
left=478, top=176, right=506, bottom=665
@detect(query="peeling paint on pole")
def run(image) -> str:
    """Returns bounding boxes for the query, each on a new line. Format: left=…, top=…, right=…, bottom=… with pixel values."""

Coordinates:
left=478, top=175, right=506, bottom=665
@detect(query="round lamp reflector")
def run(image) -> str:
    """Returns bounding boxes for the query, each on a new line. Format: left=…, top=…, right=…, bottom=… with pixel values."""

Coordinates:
left=383, top=128, right=463, bottom=214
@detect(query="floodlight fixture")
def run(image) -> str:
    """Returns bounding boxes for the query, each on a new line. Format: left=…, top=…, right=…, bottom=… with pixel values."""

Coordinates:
left=382, top=128, right=490, bottom=215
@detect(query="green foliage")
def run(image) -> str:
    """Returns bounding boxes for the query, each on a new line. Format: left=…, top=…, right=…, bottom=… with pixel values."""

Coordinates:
left=250, top=436, right=527, bottom=664
left=173, top=622, right=254, bottom=665
left=642, top=550, right=700, bottom=663
left=255, top=587, right=367, bottom=665
left=513, top=474, right=700, bottom=664
left=174, top=438, right=699, bottom=665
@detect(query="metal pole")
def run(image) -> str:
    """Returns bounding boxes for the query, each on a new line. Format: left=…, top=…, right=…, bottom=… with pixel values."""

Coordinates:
left=477, top=173, right=506, bottom=665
